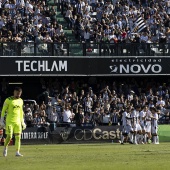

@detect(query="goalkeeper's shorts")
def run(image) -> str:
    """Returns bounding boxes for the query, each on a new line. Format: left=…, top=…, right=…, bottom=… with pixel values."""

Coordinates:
left=5, top=122, right=22, bottom=134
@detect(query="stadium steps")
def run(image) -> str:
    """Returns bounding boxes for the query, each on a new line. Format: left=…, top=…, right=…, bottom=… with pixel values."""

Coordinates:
left=48, top=1, right=83, bottom=55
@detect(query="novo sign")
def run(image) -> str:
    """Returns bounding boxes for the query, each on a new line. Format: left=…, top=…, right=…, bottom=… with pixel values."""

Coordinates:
left=110, top=59, right=162, bottom=74
left=73, top=128, right=121, bottom=141
left=15, top=60, right=67, bottom=72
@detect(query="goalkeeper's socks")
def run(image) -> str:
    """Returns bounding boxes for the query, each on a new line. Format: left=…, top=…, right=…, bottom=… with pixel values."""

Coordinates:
left=4, top=134, right=12, bottom=147
left=3, top=148, right=7, bottom=157
left=15, top=135, right=21, bottom=151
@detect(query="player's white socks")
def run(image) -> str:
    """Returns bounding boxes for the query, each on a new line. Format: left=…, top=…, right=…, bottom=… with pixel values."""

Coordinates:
left=121, top=135, right=124, bottom=143
left=156, top=136, right=159, bottom=144
left=144, top=134, right=147, bottom=143
left=130, top=133, right=133, bottom=143
left=136, top=134, right=140, bottom=143
left=134, top=135, right=137, bottom=144
left=153, top=136, right=156, bottom=144
left=139, top=134, right=143, bottom=144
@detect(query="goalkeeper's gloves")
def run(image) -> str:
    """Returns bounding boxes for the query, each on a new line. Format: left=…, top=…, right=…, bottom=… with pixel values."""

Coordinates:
left=21, top=120, right=26, bottom=130
left=0, top=117, right=5, bottom=129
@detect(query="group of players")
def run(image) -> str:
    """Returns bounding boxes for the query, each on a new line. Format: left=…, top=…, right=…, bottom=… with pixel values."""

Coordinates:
left=121, top=105, right=159, bottom=145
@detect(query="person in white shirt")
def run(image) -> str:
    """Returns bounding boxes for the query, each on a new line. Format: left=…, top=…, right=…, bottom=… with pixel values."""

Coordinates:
left=83, top=2, right=92, bottom=14
left=49, top=107, right=58, bottom=123
left=139, top=106, right=148, bottom=143
left=62, top=106, right=72, bottom=124
left=83, top=11, right=91, bottom=21
left=83, top=28, right=91, bottom=43
left=121, top=107, right=133, bottom=144
left=156, top=96, right=165, bottom=107
left=145, top=108, right=152, bottom=143
left=151, top=107, right=159, bottom=144
left=140, top=32, right=148, bottom=43
left=108, top=31, right=117, bottom=55
left=56, top=24, right=64, bottom=36
left=65, top=7, right=73, bottom=29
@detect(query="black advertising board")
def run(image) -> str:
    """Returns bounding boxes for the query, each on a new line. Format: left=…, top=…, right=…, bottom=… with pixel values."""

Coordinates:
left=0, top=56, right=168, bottom=76
left=19, top=126, right=122, bottom=144
left=49, top=126, right=122, bottom=144
left=21, top=126, right=50, bottom=144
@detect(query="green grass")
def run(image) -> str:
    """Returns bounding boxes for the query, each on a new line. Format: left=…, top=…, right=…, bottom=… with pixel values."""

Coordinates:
left=0, top=143, right=170, bottom=170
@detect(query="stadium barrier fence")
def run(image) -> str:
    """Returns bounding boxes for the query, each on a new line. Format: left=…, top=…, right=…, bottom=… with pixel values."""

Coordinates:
left=0, top=42, right=170, bottom=56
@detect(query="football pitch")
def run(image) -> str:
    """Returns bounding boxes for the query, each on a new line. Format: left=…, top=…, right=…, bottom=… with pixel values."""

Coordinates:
left=0, top=143, right=170, bottom=170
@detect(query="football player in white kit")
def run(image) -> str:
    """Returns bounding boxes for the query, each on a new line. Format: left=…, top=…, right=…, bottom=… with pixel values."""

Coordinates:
left=139, top=106, right=148, bottom=144
left=145, top=107, right=152, bottom=143
left=151, top=107, right=159, bottom=144
left=121, top=107, right=133, bottom=144
left=131, top=106, right=142, bottom=144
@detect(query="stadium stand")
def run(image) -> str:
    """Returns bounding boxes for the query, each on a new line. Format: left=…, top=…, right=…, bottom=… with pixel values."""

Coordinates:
left=60, top=0, right=170, bottom=55
left=0, top=77, right=169, bottom=127
left=0, top=0, right=170, bottom=56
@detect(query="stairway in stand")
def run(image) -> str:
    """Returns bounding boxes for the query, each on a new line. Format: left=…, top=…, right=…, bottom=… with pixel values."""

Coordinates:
left=47, top=1, right=83, bottom=56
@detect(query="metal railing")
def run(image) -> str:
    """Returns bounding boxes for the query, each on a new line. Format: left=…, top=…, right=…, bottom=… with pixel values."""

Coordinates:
left=0, top=42, right=170, bottom=56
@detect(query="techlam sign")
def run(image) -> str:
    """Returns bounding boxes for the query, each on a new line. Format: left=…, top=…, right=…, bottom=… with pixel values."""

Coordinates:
left=109, top=58, right=162, bottom=74
left=15, top=60, right=67, bottom=72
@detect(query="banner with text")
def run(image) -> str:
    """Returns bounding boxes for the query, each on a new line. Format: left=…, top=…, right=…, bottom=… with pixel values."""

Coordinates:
left=49, top=126, right=122, bottom=144
left=0, top=56, right=169, bottom=76
left=21, top=126, right=50, bottom=144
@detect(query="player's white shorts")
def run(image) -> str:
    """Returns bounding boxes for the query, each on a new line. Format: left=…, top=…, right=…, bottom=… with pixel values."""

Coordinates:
left=122, top=124, right=133, bottom=134
left=140, top=123, right=146, bottom=131
left=145, top=121, right=151, bottom=133
left=151, top=126, right=158, bottom=134
left=133, top=124, right=142, bottom=132
left=126, top=125, right=133, bottom=133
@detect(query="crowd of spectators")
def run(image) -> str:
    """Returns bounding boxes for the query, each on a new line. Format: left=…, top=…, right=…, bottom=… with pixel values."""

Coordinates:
left=20, top=77, right=170, bottom=129
left=1, top=0, right=170, bottom=45
left=62, top=0, right=170, bottom=44
left=0, top=0, right=67, bottom=45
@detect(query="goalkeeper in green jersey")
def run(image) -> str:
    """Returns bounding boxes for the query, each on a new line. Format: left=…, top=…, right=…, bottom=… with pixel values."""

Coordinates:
left=0, top=87, right=26, bottom=157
